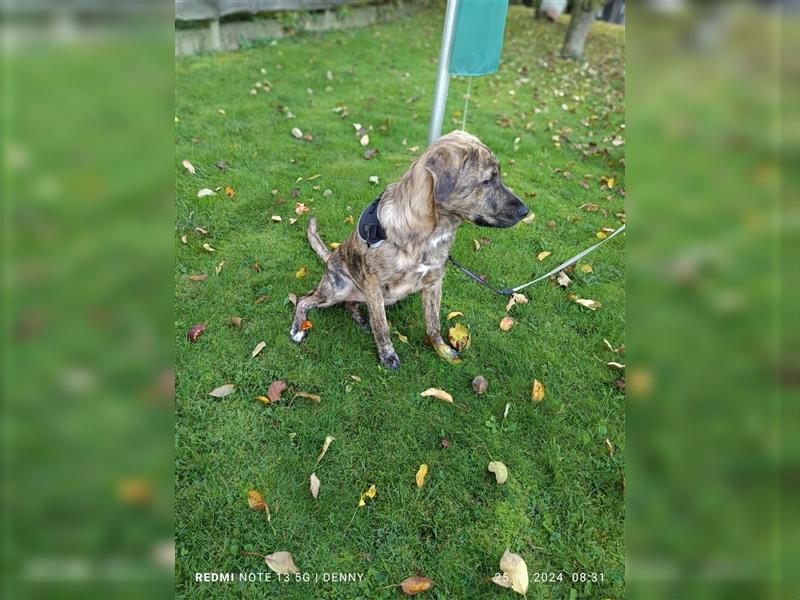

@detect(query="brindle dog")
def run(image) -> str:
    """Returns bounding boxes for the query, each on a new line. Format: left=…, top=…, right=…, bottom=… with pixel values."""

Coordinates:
left=289, top=130, right=528, bottom=370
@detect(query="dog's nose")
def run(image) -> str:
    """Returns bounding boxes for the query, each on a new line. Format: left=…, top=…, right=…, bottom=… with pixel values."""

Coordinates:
left=517, top=204, right=529, bottom=217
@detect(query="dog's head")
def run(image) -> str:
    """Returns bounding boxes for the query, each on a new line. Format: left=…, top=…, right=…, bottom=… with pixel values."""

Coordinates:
left=423, top=130, right=528, bottom=228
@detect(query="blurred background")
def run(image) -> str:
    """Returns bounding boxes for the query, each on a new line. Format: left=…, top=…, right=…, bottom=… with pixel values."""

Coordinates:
left=1, top=0, right=797, bottom=598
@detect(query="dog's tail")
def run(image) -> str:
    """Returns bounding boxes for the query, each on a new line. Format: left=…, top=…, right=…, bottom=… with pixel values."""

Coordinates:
left=307, top=217, right=331, bottom=263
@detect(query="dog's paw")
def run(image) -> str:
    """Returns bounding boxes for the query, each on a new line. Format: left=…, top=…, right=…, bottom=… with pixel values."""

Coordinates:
left=289, top=324, right=308, bottom=344
left=434, top=343, right=461, bottom=364
left=379, top=349, right=401, bottom=371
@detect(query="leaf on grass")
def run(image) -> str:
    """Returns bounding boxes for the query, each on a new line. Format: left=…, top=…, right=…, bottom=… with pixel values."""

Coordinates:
left=359, top=134, right=370, bottom=147
left=268, top=381, right=287, bottom=403
left=472, top=375, right=488, bottom=395
left=393, top=331, right=409, bottom=344
left=579, top=263, right=593, bottom=273
left=197, top=188, right=216, bottom=198
left=505, top=293, right=528, bottom=312
left=358, top=484, right=377, bottom=507
left=300, top=320, right=313, bottom=331
left=415, top=464, right=428, bottom=488
left=537, top=251, right=552, bottom=261
left=491, top=550, right=528, bottom=595
left=531, top=379, right=545, bottom=402
left=188, top=274, right=208, bottom=281
left=254, top=395, right=270, bottom=405
left=446, top=311, right=464, bottom=320
left=400, top=576, right=434, bottom=595
left=180, top=234, right=188, bottom=244
left=316, top=435, right=335, bottom=465
left=271, top=215, right=282, bottom=222
left=187, top=323, right=206, bottom=342
left=230, top=315, right=243, bottom=327
left=330, top=242, right=340, bottom=250
left=605, top=438, right=615, bottom=457
left=215, top=260, right=225, bottom=274
left=368, top=175, right=379, bottom=184
left=447, top=322, right=470, bottom=352
left=247, top=489, right=268, bottom=511
left=225, top=186, right=235, bottom=198
left=499, top=316, right=514, bottom=331
left=209, top=383, right=235, bottom=398
left=291, top=127, right=303, bottom=139
left=294, top=391, right=321, bottom=403
left=596, top=230, right=608, bottom=239
left=295, top=266, right=307, bottom=278
left=488, top=461, right=508, bottom=484
left=182, top=159, right=196, bottom=174
left=310, top=473, right=320, bottom=499
left=264, top=551, right=299, bottom=575
left=521, top=213, right=536, bottom=224
left=420, top=388, right=453, bottom=404
left=251, top=341, right=266, bottom=358
left=295, top=202, right=310, bottom=215
left=202, top=243, right=216, bottom=252
left=580, top=202, right=599, bottom=211
left=607, top=361, right=626, bottom=370
left=575, top=298, right=602, bottom=310
left=556, top=271, right=572, bottom=287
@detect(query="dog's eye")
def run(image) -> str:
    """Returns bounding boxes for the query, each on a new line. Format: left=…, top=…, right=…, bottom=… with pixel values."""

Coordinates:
left=482, top=172, right=496, bottom=185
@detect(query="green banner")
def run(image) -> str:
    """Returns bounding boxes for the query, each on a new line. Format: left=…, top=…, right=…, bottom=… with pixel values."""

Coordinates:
left=449, top=0, right=509, bottom=76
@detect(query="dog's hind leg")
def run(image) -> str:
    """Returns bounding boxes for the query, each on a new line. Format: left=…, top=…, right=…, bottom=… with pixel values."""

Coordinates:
left=344, top=302, right=370, bottom=331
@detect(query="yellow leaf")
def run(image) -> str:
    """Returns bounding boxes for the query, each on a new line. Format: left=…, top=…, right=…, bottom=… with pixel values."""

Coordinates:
left=415, top=464, right=428, bottom=488
left=487, top=461, right=508, bottom=484
left=579, top=263, right=593, bottom=273
left=491, top=550, right=529, bottom=596
left=295, top=266, right=307, bottom=278
left=344, top=215, right=354, bottom=224
left=393, top=331, right=409, bottom=344
left=365, top=484, right=376, bottom=498
left=473, top=239, right=481, bottom=251
left=254, top=395, right=270, bottom=405
left=400, top=576, right=434, bottom=595
left=537, top=251, right=551, bottom=261
left=531, top=379, right=545, bottom=402
left=202, top=243, right=216, bottom=252
left=446, top=311, right=464, bottom=320
left=607, top=177, right=615, bottom=188
left=315, top=435, right=335, bottom=466
left=251, top=341, right=266, bottom=357
left=330, top=242, right=340, bottom=249
left=596, top=230, right=608, bottom=239
left=575, top=298, right=602, bottom=310
left=447, top=322, right=470, bottom=351
left=294, top=391, right=321, bottom=403
left=605, top=438, right=615, bottom=457
left=420, top=388, right=453, bottom=403
left=499, top=316, right=514, bottom=331
left=225, top=186, right=235, bottom=198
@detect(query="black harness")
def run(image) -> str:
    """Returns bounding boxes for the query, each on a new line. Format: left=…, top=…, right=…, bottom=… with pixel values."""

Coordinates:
left=356, top=195, right=387, bottom=248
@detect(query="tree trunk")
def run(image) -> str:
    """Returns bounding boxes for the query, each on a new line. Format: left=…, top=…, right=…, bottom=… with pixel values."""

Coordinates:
left=560, top=1, right=596, bottom=60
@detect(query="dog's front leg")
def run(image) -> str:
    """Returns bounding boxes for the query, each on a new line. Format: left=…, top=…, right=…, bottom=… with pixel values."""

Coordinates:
left=422, top=280, right=460, bottom=364
left=363, top=286, right=400, bottom=370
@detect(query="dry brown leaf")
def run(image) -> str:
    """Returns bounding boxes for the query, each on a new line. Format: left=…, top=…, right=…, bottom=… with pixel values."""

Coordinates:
left=446, top=311, right=464, bottom=320
left=267, top=380, right=287, bottom=403
left=505, top=293, right=528, bottom=312
left=420, top=388, right=453, bottom=404
left=287, top=293, right=297, bottom=306
left=187, top=323, right=206, bottom=342
left=400, top=576, right=434, bottom=595
left=575, top=298, right=602, bottom=310
left=310, top=473, right=320, bottom=499
left=251, top=341, right=266, bottom=358
left=415, top=464, right=428, bottom=488
left=472, top=375, right=488, bottom=395
left=182, top=159, right=196, bottom=174
left=447, top=322, right=470, bottom=352
left=264, top=551, right=299, bottom=575
left=556, top=271, right=572, bottom=287
left=230, top=315, right=243, bottom=328
left=499, top=316, right=514, bottom=331
left=487, top=461, right=508, bottom=484
left=537, top=251, right=552, bottom=261
left=209, top=383, right=234, bottom=398
left=300, top=320, right=313, bottom=331
left=531, top=379, right=545, bottom=402
left=294, top=391, right=321, bottom=403
left=247, top=489, right=267, bottom=511
left=316, top=435, right=335, bottom=465
left=491, top=550, right=528, bottom=595
left=188, top=274, right=208, bottom=281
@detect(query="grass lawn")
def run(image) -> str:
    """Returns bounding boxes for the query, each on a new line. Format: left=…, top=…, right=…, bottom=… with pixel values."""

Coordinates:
left=175, top=5, right=625, bottom=599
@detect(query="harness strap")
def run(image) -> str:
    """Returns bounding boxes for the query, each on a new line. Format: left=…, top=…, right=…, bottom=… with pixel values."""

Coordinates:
left=357, top=195, right=386, bottom=248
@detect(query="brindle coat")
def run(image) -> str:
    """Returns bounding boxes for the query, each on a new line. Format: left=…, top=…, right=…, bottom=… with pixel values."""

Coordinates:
left=289, top=130, right=529, bottom=370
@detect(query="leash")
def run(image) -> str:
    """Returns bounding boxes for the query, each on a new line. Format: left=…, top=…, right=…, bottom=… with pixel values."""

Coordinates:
left=448, top=224, right=625, bottom=296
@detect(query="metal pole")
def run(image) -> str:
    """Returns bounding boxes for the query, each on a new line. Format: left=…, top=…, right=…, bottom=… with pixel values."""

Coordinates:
left=428, top=0, right=459, bottom=145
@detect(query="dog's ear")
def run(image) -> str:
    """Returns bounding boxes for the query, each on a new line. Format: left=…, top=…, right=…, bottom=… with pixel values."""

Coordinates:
left=424, top=146, right=458, bottom=203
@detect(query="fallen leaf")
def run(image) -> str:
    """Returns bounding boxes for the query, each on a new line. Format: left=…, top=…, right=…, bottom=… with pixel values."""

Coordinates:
left=358, top=483, right=377, bottom=506
left=473, top=239, right=481, bottom=251
left=400, top=576, right=434, bottom=595
left=300, top=320, right=313, bottom=331
left=415, top=464, right=428, bottom=488
left=302, top=133, right=314, bottom=142
left=531, top=379, right=545, bottom=402
left=580, top=202, right=600, bottom=211
left=579, top=263, right=593, bottom=273
left=295, top=202, right=310, bottom=215
left=330, top=242, right=340, bottom=250
left=393, top=331, right=409, bottom=344
left=596, top=230, right=608, bottom=239
left=180, top=234, right=188, bottom=244
left=575, top=298, right=602, bottom=310
left=499, top=316, right=514, bottom=331
left=271, top=215, right=282, bottom=222
left=505, top=293, right=528, bottom=312
left=186, top=323, right=206, bottom=342
left=350, top=375, right=361, bottom=382
left=491, top=550, right=528, bottom=595
left=368, top=175, right=379, bottom=184
left=209, top=383, right=235, bottom=398
left=182, top=159, right=196, bottom=174
left=605, top=437, right=615, bottom=457
left=287, top=293, right=297, bottom=306
left=215, top=160, right=228, bottom=170
left=420, top=388, right=453, bottom=404
left=264, top=551, right=299, bottom=575
left=607, top=361, right=626, bottom=369
left=188, top=274, right=208, bottom=281
left=247, top=490, right=267, bottom=511
left=230, top=315, right=243, bottom=327
left=225, top=186, right=235, bottom=198
left=251, top=341, right=266, bottom=358
left=440, top=437, right=449, bottom=448
left=294, top=391, right=321, bottom=403
left=537, top=251, right=552, bottom=261
left=343, top=215, right=354, bottom=224
left=307, top=173, right=321, bottom=181
left=447, top=322, right=470, bottom=351
left=316, top=435, right=335, bottom=465
left=487, top=461, right=508, bottom=484
left=359, top=134, right=369, bottom=147
left=202, top=243, right=216, bottom=252
left=521, top=213, right=535, bottom=224
left=310, top=473, right=320, bottom=499
left=195, top=226, right=208, bottom=234
left=255, top=294, right=270, bottom=305
left=254, top=395, right=270, bottom=405
left=268, top=380, right=287, bottom=403
left=363, top=147, right=378, bottom=160
left=472, top=375, right=488, bottom=394
left=197, top=188, right=216, bottom=198
left=446, top=311, right=464, bottom=320
left=289, top=218, right=297, bottom=225
left=291, top=127, right=303, bottom=139
left=323, top=189, right=333, bottom=197
left=215, top=260, right=225, bottom=274
left=556, top=271, right=572, bottom=287
left=295, top=266, right=307, bottom=278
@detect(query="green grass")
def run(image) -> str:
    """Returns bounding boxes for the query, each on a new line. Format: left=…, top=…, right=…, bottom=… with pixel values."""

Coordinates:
left=175, top=6, right=625, bottom=599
